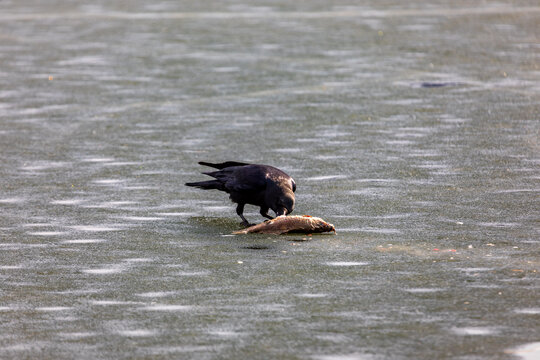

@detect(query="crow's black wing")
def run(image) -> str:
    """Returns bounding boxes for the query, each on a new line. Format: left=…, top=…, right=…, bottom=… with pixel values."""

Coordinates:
left=204, top=165, right=267, bottom=193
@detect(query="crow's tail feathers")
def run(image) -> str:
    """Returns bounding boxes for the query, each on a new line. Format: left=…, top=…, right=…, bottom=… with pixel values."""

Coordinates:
left=198, top=161, right=249, bottom=169
left=185, top=180, right=224, bottom=191
left=187, top=161, right=248, bottom=190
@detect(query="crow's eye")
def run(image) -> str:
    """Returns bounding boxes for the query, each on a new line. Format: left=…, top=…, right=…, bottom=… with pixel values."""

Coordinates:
left=291, top=180, right=296, bottom=192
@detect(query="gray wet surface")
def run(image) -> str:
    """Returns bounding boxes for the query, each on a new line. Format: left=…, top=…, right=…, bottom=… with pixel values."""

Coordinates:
left=1, top=1, right=539, bottom=359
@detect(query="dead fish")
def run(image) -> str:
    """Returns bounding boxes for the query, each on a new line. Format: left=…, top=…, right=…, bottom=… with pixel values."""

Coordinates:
left=233, top=215, right=336, bottom=235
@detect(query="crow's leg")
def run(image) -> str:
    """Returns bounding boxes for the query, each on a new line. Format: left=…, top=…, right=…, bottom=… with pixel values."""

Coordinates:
left=260, top=207, right=274, bottom=220
left=236, top=203, right=251, bottom=227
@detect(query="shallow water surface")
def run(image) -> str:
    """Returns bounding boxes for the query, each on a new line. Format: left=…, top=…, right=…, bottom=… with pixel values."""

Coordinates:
left=1, top=1, right=539, bottom=359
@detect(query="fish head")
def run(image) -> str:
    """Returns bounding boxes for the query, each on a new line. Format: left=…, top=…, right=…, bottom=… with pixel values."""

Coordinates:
left=311, top=217, right=336, bottom=233
left=325, top=222, right=336, bottom=234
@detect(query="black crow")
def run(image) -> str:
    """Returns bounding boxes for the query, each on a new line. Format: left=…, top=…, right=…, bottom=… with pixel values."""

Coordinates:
left=185, top=161, right=296, bottom=226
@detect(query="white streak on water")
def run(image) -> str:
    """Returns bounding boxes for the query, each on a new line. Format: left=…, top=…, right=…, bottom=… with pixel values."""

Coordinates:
left=514, top=308, right=540, bottom=314
left=0, top=265, right=23, bottom=269
left=35, top=306, right=72, bottom=312
left=415, top=163, right=449, bottom=169
left=123, top=258, right=153, bottom=263
left=58, top=332, right=96, bottom=338
left=70, top=225, right=127, bottom=232
left=494, top=189, right=540, bottom=194
left=357, top=178, right=400, bottom=183
left=83, top=267, right=123, bottom=275
left=385, top=140, right=416, bottom=146
left=314, top=155, right=348, bottom=160
left=118, top=329, right=157, bottom=337
left=336, top=228, right=364, bottom=233
left=305, top=175, right=347, bottom=181
left=58, top=56, right=107, bottom=66
left=142, top=304, right=193, bottom=311
left=203, top=206, right=231, bottom=212
left=106, top=162, right=140, bottom=166
left=3, top=6, right=538, bottom=21
left=93, top=179, right=125, bottom=185
left=119, top=216, right=165, bottom=221
left=122, top=186, right=158, bottom=190
left=146, top=344, right=225, bottom=355
left=476, top=222, right=520, bottom=228
left=253, top=303, right=291, bottom=312
left=80, top=157, right=115, bottom=163
left=154, top=212, right=197, bottom=217
left=359, top=228, right=402, bottom=234
left=208, top=330, right=241, bottom=338
left=22, top=223, right=53, bottom=227
left=84, top=201, right=137, bottom=209
left=0, top=198, right=25, bottom=204
left=213, top=66, right=240, bottom=73
left=326, top=262, right=368, bottom=266
left=458, top=267, right=493, bottom=273
left=312, top=353, right=368, bottom=360
left=20, top=162, right=70, bottom=171
left=273, top=148, right=302, bottom=153
left=136, top=291, right=177, bottom=298
left=404, top=288, right=445, bottom=293
left=27, top=231, right=67, bottom=236
left=0, top=243, right=48, bottom=249
left=91, top=300, right=140, bottom=306
left=175, top=271, right=211, bottom=276
left=451, top=327, right=497, bottom=336
left=51, top=199, right=85, bottom=205
left=348, top=189, right=392, bottom=197
left=333, top=214, right=409, bottom=219
left=296, top=293, right=328, bottom=298
left=61, top=239, right=106, bottom=244
left=507, top=342, right=540, bottom=360
left=383, top=98, right=424, bottom=106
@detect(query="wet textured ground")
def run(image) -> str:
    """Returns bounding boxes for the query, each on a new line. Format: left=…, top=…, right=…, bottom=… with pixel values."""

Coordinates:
left=1, top=1, right=539, bottom=359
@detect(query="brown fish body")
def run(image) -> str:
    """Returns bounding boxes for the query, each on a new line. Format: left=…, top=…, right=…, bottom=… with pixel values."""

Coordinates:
left=233, top=215, right=335, bottom=235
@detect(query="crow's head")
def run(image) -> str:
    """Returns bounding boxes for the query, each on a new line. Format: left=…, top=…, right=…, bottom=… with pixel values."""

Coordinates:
left=270, top=177, right=295, bottom=216
left=266, top=174, right=296, bottom=216
left=274, top=190, right=295, bottom=216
